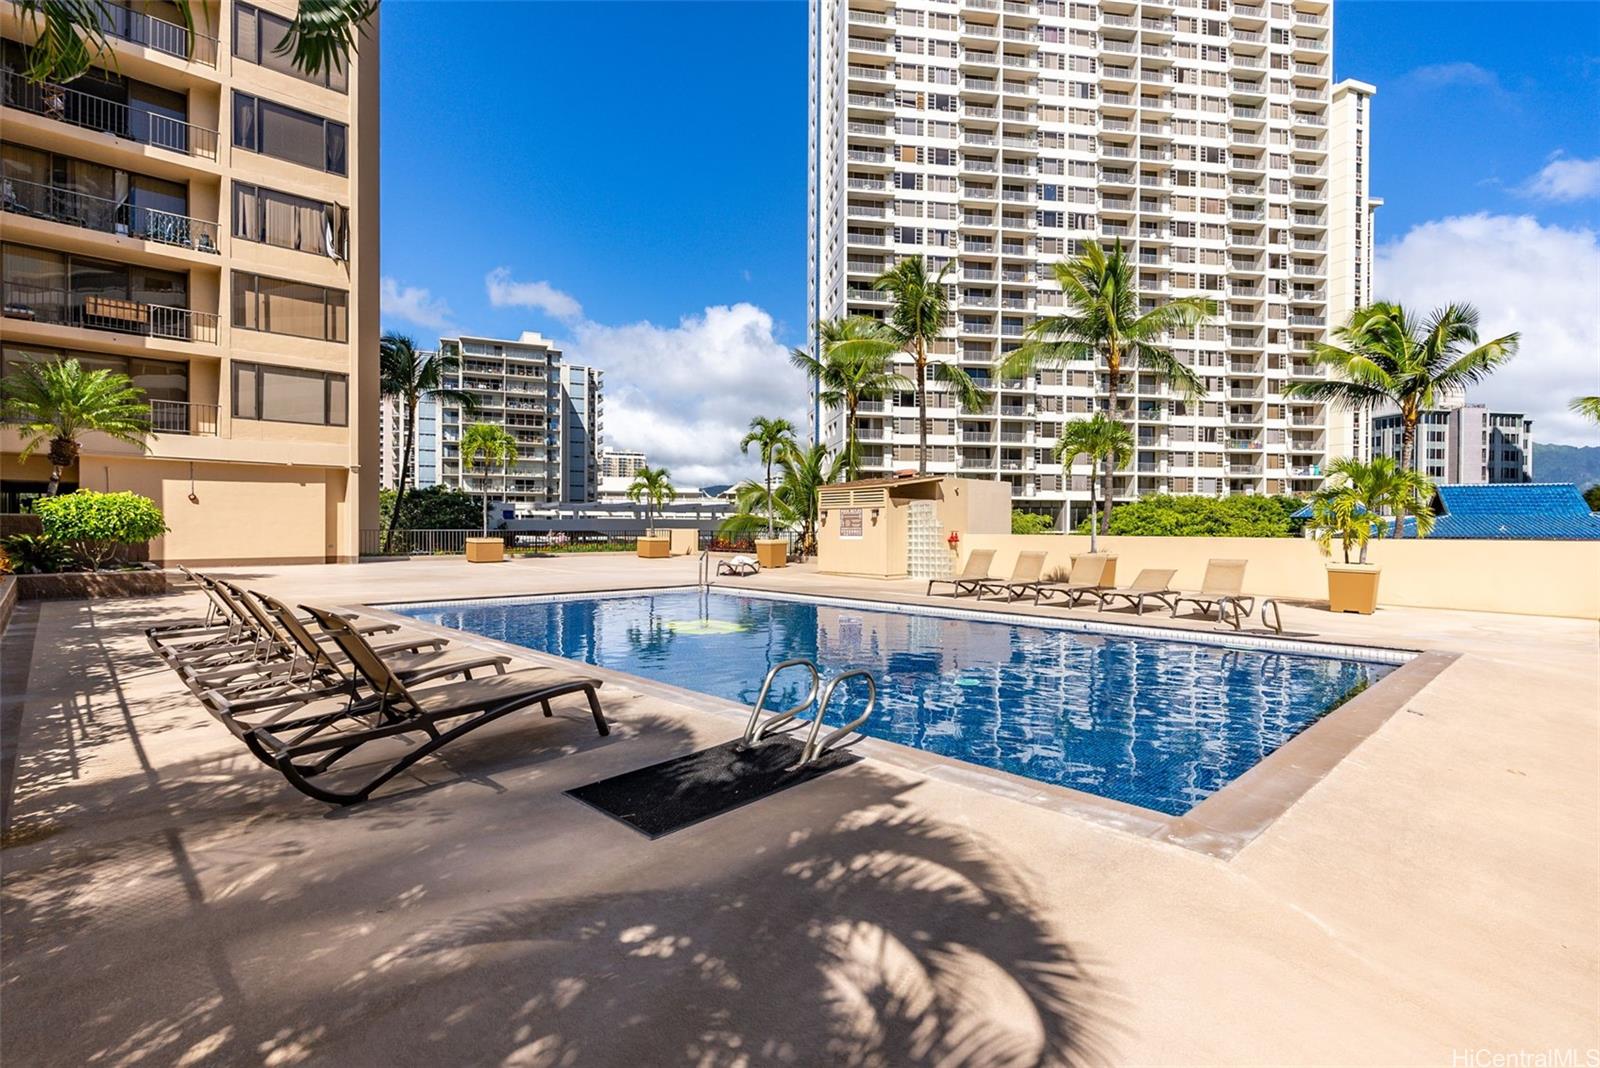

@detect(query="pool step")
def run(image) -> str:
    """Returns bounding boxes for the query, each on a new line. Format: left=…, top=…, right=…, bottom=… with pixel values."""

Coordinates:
left=740, top=658, right=878, bottom=768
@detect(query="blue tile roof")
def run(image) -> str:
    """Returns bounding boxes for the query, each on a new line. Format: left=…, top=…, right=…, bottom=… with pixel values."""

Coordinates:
left=1428, top=483, right=1600, bottom=541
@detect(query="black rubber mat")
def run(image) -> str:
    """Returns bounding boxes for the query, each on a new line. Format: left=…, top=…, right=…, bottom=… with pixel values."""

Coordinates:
left=566, top=736, right=860, bottom=838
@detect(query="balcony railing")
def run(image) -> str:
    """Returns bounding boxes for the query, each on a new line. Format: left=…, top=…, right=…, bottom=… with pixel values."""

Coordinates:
left=2, top=70, right=219, bottom=160
left=150, top=399, right=219, bottom=435
left=96, top=5, right=220, bottom=66
left=2, top=281, right=218, bottom=343
left=2, top=177, right=219, bottom=253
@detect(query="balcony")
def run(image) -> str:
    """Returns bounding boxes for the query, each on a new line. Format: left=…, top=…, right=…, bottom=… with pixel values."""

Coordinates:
left=2, top=70, right=219, bottom=160
left=2, top=177, right=219, bottom=254
left=96, top=5, right=220, bottom=66
left=150, top=399, right=219, bottom=436
left=2, top=280, right=218, bottom=343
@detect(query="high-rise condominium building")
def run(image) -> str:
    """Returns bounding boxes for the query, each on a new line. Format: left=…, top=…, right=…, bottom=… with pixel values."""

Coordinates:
left=1326, top=77, right=1378, bottom=462
left=559, top=363, right=604, bottom=503
left=1, top=2, right=379, bottom=563
left=599, top=448, right=647, bottom=480
left=436, top=333, right=563, bottom=508
left=378, top=390, right=439, bottom=491
left=809, top=0, right=1365, bottom=523
left=1371, top=404, right=1534, bottom=485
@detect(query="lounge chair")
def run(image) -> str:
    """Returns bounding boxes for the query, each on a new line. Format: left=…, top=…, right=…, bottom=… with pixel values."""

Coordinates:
left=1094, top=568, right=1179, bottom=615
left=240, top=605, right=608, bottom=805
left=716, top=554, right=759, bottom=577
left=1170, top=559, right=1256, bottom=627
left=1032, top=553, right=1115, bottom=608
left=927, top=549, right=995, bottom=597
left=975, top=551, right=1051, bottom=602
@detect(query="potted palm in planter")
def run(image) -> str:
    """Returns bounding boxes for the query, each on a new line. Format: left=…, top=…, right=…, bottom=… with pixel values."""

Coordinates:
left=460, top=423, right=518, bottom=563
left=741, top=416, right=797, bottom=569
left=627, top=466, right=676, bottom=559
left=1308, top=457, right=1434, bottom=614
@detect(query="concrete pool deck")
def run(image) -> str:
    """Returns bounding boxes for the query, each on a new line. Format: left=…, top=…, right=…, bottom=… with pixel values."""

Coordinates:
left=2, top=554, right=1596, bottom=1066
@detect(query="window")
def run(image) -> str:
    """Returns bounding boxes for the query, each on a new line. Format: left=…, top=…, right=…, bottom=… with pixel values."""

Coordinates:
left=233, top=183, right=346, bottom=258
left=232, top=272, right=348, bottom=342
left=232, top=361, right=347, bottom=426
left=233, top=2, right=347, bottom=91
left=3, top=346, right=187, bottom=402
left=232, top=93, right=347, bottom=175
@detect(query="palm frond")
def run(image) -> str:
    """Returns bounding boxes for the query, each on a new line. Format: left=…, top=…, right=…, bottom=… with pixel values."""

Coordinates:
left=273, top=0, right=375, bottom=79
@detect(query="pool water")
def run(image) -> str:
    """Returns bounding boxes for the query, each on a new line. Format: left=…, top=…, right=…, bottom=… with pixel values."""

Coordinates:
left=390, top=590, right=1396, bottom=816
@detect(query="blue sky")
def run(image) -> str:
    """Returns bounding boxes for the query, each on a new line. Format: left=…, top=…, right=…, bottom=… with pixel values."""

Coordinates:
left=379, top=2, right=1600, bottom=477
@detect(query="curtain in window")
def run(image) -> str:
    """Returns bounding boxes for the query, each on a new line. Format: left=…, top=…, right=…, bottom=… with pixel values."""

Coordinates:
left=263, top=190, right=298, bottom=248
left=233, top=183, right=260, bottom=242
left=232, top=273, right=258, bottom=331
left=260, top=364, right=326, bottom=423
left=232, top=361, right=258, bottom=418
left=260, top=277, right=326, bottom=339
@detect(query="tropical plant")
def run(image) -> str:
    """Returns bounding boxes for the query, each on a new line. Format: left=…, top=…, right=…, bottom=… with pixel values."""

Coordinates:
left=720, top=443, right=843, bottom=557
left=1285, top=302, right=1518, bottom=537
left=627, top=466, right=677, bottom=532
left=459, top=423, right=518, bottom=535
left=1011, top=510, right=1056, bottom=535
left=0, top=532, right=75, bottom=574
left=1001, top=241, right=1214, bottom=534
left=1309, top=457, right=1436, bottom=564
left=34, top=490, right=167, bottom=569
left=378, top=486, right=483, bottom=534
left=790, top=317, right=909, bottom=481
left=1052, top=414, right=1133, bottom=553
left=1085, top=495, right=1299, bottom=539
left=1571, top=396, right=1600, bottom=425
left=13, top=0, right=374, bottom=83
left=1584, top=485, right=1600, bottom=513
left=740, top=416, right=797, bottom=540
left=1, top=357, right=151, bottom=496
left=379, top=334, right=477, bottom=551
left=871, top=258, right=988, bottom=474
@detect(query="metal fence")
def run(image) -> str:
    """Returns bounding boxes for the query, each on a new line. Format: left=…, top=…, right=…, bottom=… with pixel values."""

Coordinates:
left=361, top=528, right=803, bottom=558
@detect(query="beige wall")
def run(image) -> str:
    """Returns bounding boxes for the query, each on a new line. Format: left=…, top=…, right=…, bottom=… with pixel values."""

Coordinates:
left=818, top=477, right=1013, bottom=579
left=961, top=534, right=1600, bottom=620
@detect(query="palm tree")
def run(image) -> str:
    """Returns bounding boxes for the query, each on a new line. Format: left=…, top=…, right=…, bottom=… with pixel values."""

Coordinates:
left=1285, top=302, right=1518, bottom=538
left=13, top=0, right=374, bottom=83
left=740, top=416, right=797, bottom=540
left=721, top=442, right=843, bottom=557
left=1571, top=396, right=1600, bottom=424
left=790, top=317, right=909, bottom=482
left=459, top=423, right=518, bottom=535
left=1052, top=414, right=1133, bottom=552
left=379, top=334, right=477, bottom=551
left=1311, top=456, right=1435, bottom=563
left=627, top=466, right=677, bottom=533
left=1, top=357, right=151, bottom=495
left=872, top=257, right=988, bottom=474
left=1001, top=241, right=1214, bottom=534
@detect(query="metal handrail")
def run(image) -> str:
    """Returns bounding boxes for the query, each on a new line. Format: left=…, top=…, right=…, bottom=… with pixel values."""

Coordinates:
left=1, top=69, right=219, bottom=160
left=1, top=280, right=219, bottom=343
left=742, top=659, right=822, bottom=748
left=799, top=670, right=878, bottom=766
left=96, top=4, right=221, bottom=66
left=1, top=176, right=220, bottom=253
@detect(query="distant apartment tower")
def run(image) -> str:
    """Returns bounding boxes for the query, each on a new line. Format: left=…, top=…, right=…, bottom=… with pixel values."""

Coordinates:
left=1326, top=78, right=1379, bottom=462
left=0, top=2, right=380, bottom=563
left=599, top=448, right=647, bottom=479
left=559, top=363, right=604, bottom=503
left=436, top=333, right=562, bottom=507
left=809, top=0, right=1366, bottom=522
left=378, top=391, right=439, bottom=491
left=1372, top=405, right=1534, bottom=484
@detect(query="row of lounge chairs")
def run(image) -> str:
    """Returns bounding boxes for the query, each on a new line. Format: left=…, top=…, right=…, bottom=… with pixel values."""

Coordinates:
left=929, top=550, right=1259, bottom=625
left=147, top=568, right=609, bottom=804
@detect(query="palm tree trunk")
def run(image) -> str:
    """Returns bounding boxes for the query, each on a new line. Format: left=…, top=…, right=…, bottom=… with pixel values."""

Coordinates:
left=480, top=466, right=489, bottom=536
left=916, top=342, right=929, bottom=476
left=765, top=455, right=775, bottom=540
left=384, top=398, right=417, bottom=552
left=1102, top=354, right=1120, bottom=535
left=1395, top=415, right=1417, bottom=540
left=845, top=397, right=859, bottom=482
left=47, top=464, right=63, bottom=496
left=1088, top=472, right=1098, bottom=554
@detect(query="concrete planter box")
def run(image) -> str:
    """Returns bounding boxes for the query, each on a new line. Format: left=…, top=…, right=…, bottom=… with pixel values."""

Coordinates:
left=755, top=539, right=789, bottom=569
left=637, top=536, right=671, bottom=560
left=464, top=537, right=504, bottom=564
left=1326, top=563, right=1380, bottom=614
left=17, top=570, right=168, bottom=601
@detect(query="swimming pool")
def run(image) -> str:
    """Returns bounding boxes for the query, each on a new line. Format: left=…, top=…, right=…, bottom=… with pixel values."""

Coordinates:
left=389, top=589, right=1401, bottom=817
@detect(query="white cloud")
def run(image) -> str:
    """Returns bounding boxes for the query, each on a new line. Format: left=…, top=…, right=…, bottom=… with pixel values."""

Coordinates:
left=380, top=277, right=454, bottom=331
left=562, top=304, right=810, bottom=487
left=1407, top=62, right=1503, bottom=93
left=1521, top=155, right=1600, bottom=202
left=1374, top=213, right=1600, bottom=446
left=484, top=267, right=584, bottom=323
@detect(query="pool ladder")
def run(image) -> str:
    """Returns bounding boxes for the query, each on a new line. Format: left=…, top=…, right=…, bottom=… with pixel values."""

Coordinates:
left=741, top=658, right=878, bottom=768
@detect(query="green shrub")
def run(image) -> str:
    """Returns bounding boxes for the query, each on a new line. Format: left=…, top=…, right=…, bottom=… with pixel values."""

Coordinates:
left=379, top=486, right=485, bottom=531
left=1, top=533, right=76, bottom=574
left=1585, top=484, right=1600, bottom=513
left=34, top=490, right=167, bottom=569
left=1077, top=495, right=1297, bottom=538
left=1011, top=509, right=1057, bottom=535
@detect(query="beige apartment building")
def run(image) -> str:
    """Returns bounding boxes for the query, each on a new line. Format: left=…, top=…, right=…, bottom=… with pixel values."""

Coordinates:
left=1, top=0, right=379, bottom=564
left=808, top=0, right=1372, bottom=525
left=435, top=332, right=563, bottom=509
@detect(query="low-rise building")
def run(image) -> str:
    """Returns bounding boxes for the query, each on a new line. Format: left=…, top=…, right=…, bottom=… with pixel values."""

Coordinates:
left=1371, top=404, right=1533, bottom=484
left=599, top=448, right=646, bottom=480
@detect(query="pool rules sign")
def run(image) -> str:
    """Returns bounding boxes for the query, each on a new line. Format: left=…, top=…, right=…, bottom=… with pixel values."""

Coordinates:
left=839, top=508, right=864, bottom=540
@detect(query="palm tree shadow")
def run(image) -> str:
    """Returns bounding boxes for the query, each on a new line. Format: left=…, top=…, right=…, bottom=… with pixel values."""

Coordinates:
left=346, top=767, right=1119, bottom=1066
